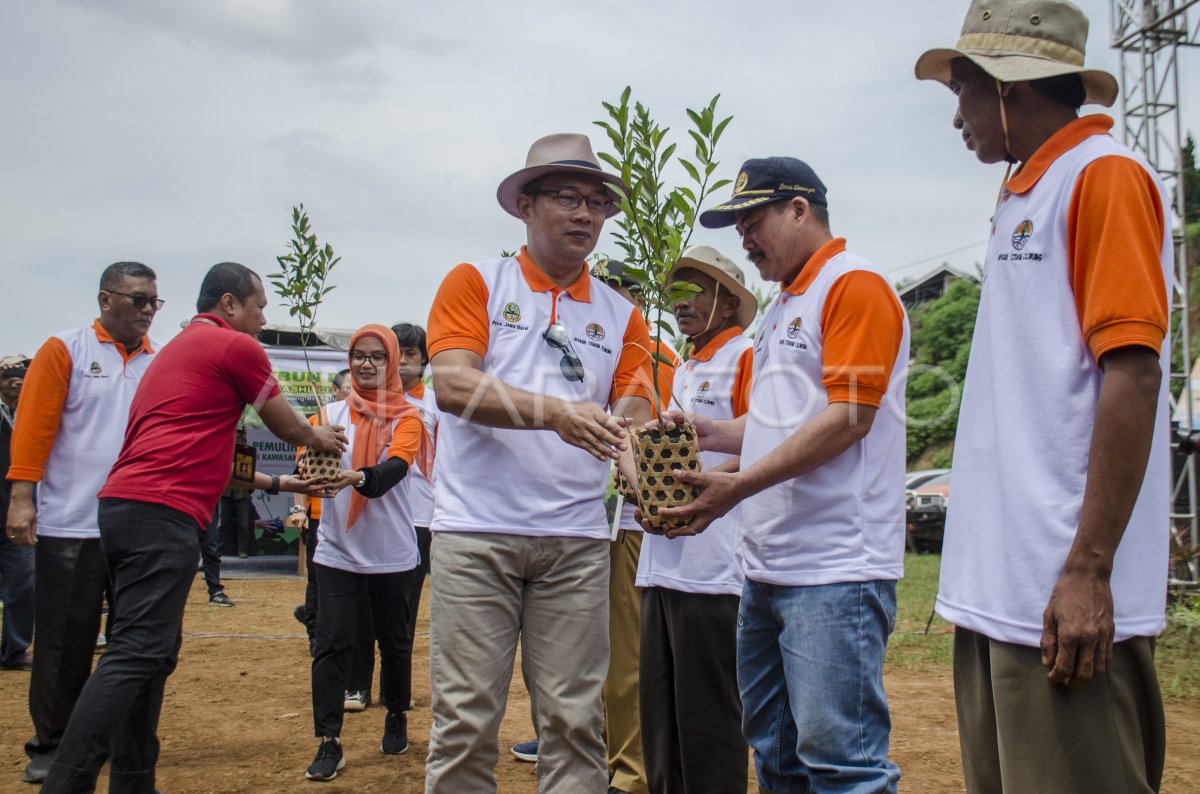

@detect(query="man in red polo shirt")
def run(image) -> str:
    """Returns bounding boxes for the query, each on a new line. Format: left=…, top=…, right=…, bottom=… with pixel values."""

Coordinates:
left=40, top=262, right=345, bottom=794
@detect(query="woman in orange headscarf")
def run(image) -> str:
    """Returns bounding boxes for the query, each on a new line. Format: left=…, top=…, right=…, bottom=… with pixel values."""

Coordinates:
left=304, top=324, right=433, bottom=782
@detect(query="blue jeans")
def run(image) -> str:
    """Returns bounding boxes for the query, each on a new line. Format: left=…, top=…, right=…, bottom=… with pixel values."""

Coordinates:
left=0, top=532, right=35, bottom=665
left=737, top=579, right=900, bottom=794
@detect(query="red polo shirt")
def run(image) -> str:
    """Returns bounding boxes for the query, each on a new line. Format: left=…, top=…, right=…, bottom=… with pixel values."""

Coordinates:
left=99, top=314, right=282, bottom=528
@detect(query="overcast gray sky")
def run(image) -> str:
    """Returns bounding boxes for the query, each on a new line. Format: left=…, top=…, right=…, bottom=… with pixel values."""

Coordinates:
left=2, top=0, right=1196, bottom=354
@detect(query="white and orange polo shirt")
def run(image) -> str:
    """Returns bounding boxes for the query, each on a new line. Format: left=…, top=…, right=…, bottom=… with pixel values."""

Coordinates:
left=637, top=326, right=752, bottom=595
left=739, top=239, right=909, bottom=586
left=427, top=247, right=653, bottom=539
left=313, top=399, right=422, bottom=574
left=7, top=321, right=157, bottom=539
left=404, top=380, right=438, bottom=528
left=938, top=115, right=1173, bottom=647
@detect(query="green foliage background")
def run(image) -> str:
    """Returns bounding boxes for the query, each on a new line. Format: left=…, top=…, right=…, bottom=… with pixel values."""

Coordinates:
left=905, top=279, right=981, bottom=464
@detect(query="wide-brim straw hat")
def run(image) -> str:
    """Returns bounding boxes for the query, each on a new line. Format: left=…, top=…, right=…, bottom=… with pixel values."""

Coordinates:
left=668, top=246, right=758, bottom=332
left=496, top=133, right=627, bottom=219
left=914, top=0, right=1117, bottom=107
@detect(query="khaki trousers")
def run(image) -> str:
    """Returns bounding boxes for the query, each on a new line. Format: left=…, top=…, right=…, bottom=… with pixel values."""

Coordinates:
left=425, top=531, right=609, bottom=794
left=953, top=627, right=1165, bottom=794
left=605, top=529, right=649, bottom=794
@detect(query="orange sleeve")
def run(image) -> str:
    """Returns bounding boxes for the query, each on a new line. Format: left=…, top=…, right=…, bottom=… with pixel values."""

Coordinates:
left=386, top=414, right=422, bottom=466
left=1068, top=155, right=1168, bottom=361
left=731, top=346, right=754, bottom=417
left=8, top=336, right=73, bottom=482
left=653, top=341, right=679, bottom=412
left=609, top=308, right=656, bottom=406
left=820, top=271, right=905, bottom=407
left=427, top=264, right=490, bottom=359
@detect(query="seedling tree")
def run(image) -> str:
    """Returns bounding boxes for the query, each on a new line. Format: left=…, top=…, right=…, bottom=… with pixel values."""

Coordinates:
left=269, top=204, right=340, bottom=407
left=594, top=87, right=733, bottom=422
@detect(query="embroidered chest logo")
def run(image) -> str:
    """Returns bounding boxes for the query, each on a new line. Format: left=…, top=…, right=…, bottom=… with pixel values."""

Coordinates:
left=502, top=303, right=521, bottom=323
left=697, top=380, right=710, bottom=396
left=786, top=317, right=803, bottom=339
left=691, top=379, right=716, bottom=407
left=88, top=361, right=103, bottom=376
left=1011, top=219, right=1033, bottom=251
left=586, top=323, right=605, bottom=342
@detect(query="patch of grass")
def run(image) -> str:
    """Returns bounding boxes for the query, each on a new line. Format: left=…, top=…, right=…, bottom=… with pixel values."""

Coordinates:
left=1157, top=595, right=1200, bottom=700
left=887, top=552, right=954, bottom=671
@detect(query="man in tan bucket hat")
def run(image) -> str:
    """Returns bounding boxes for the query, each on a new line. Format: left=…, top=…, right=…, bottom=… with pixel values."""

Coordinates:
left=917, top=2, right=1172, bottom=792
left=424, top=133, right=655, bottom=792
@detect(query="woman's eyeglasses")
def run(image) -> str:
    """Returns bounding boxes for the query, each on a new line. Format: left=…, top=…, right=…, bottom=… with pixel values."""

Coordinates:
left=350, top=351, right=389, bottom=366
left=543, top=323, right=584, bottom=383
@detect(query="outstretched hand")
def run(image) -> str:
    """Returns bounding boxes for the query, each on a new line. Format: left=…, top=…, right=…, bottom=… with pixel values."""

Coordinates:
left=553, top=401, right=630, bottom=461
left=311, top=424, right=348, bottom=454
left=639, top=467, right=741, bottom=539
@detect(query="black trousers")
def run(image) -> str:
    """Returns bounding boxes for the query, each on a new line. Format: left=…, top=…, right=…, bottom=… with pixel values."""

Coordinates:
left=197, top=506, right=223, bottom=597
left=639, top=587, right=745, bottom=794
left=42, top=498, right=199, bottom=794
left=299, top=519, right=320, bottom=640
left=346, top=525, right=430, bottom=695
left=26, top=536, right=108, bottom=761
left=311, top=563, right=418, bottom=737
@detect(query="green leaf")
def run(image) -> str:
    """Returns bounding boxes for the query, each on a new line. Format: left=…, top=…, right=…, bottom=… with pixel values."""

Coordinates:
left=679, top=158, right=701, bottom=183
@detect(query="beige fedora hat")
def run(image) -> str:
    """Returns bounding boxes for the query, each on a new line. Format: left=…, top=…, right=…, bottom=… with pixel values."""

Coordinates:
left=669, top=246, right=758, bottom=331
left=914, top=0, right=1117, bottom=107
left=496, top=133, right=627, bottom=219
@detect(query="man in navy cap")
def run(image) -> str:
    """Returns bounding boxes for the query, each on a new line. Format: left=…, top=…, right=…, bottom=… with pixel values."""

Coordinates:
left=652, top=157, right=910, bottom=793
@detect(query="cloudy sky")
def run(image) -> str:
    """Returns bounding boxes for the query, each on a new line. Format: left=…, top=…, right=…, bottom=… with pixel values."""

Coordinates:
left=2, top=0, right=1196, bottom=354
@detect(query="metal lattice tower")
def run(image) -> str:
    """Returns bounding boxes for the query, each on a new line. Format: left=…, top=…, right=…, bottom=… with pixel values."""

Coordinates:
left=1110, top=0, right=1200, bottom=568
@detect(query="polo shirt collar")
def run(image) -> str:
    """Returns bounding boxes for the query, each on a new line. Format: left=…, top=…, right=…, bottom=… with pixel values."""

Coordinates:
left=93, top=319, right=155, bottom=355
left=1006, top=115, right=1113, bottom=195
left=517, top=246, right=592, bottom=303
left=191, top=313, right=233, bottom=330
left=690, top=326, right=745, bottom=362
left=782, top=238, right=847, bottom=296
left=407, top=380, right=426, bottom=400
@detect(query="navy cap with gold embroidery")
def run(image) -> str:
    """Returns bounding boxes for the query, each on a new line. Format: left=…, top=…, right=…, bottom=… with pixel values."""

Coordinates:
left=699, top=157, right=827, bottom=228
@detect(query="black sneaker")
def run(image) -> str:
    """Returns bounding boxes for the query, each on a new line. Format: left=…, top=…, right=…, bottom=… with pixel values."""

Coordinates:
left=22, top=754, right=54, bottom=783
left=305, top=738, right=344, bottom=781
left=381, top=712, right=408, bottom=755
left=209, top=592, right=236, bottom=608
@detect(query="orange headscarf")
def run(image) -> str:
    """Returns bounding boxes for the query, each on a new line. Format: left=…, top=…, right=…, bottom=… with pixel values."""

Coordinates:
left=342, top=324, right=435, bottom=529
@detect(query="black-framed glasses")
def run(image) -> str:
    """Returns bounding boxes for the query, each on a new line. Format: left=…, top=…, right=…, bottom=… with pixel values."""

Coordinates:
left=532, top=189, right=615, bottom=215
left=103, top=290, right=165, bottom=311
left=543, top=323, right=585, bottom=383
left=350, top=351, right=389, bottom=366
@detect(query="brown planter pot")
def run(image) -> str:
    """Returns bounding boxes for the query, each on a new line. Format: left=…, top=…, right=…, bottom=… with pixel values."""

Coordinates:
left=300, top=447, right=342, bottom=479
left=633, top=423, right=701, bottom=532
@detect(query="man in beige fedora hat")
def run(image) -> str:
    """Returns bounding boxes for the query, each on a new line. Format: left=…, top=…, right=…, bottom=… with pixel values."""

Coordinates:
left=424, top=133, right=656, bottom=793
left=917, top=2, right=1172, bottom=792
left=651, top=156, right=910, bottom=793
left=636, top=245, right=754, bottom=793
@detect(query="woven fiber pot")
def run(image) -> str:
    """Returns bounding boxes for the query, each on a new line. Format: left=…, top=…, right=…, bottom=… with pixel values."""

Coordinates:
left=299, top=447, right=342, bottom=480
left=633, top=423, right=701, bottom=532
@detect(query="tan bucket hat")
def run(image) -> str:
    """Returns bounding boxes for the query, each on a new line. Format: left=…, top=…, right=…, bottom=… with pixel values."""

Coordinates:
left=496, top=133, right=628, bottom=219
left=914, top=0, right=1117, bottom=107
left=668, top=246, right=758, bottom=331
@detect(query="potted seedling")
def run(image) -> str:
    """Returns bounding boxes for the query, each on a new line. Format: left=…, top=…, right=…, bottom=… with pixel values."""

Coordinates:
left=268, top=203, right=342, bottom=479
left=595, top=88, right=733, bottom=531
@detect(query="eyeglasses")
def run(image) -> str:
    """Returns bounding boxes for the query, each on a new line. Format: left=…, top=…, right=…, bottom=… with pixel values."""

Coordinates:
left=350, top=351, right=389, bottom=366
left=543, top=323, right=584, bottom=382
left=104, top=290, right=165, bottom=311
left=532, top=189, right=615, bottom=215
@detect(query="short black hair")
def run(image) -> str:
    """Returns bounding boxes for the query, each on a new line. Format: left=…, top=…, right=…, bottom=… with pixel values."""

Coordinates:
left=391, top=323, right=429, bottom=370
left=100, top=262, right=156, bottom=291
left=196, top=262, right=262, bottom=313
left=1030, top=73, right=1085, bottom=111
left=333, top=368, right=351, bottom=390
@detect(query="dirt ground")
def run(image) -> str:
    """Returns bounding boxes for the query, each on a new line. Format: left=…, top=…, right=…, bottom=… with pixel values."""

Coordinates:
left=2, top=576, right=1199, bottom=793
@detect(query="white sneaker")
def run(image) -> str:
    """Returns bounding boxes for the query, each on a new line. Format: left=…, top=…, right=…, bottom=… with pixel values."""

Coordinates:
left=344, top=690, right=369, bottom=712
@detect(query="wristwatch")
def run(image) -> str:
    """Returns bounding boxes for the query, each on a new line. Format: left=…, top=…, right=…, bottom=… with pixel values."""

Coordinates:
left=289, top=505, right=306, bottom=515
left=266, top=474, right=281, bottom=495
